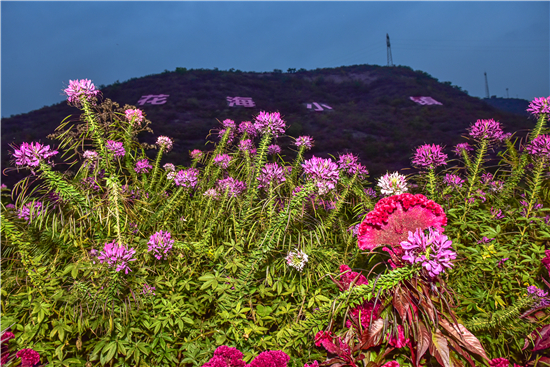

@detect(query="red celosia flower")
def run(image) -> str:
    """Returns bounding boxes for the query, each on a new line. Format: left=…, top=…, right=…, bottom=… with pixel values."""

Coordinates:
left=247, top=350, right=290, bottom=367
left=304, top=362, right=320, bottom=367
left=345, top=301, right=382, bottom=330
left=387, top=325, right=409, bottom=348
left=338, top=265, right=368, bottom=291
left=357, top=193, right=447, bottom=251
left=381, top=362, right=400, bottom=367
left=542, top=250, right=550, bottom=277
left=16, top=348, right=40, bottom=367
left=1, top=332, right=14, bottom=344
left=489, top=358, right=509, bottom=367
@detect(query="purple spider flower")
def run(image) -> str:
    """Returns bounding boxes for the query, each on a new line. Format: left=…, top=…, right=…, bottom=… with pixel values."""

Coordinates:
left=142, top=283, right=156, bottom=296
left=444, top=174, right=464, bottom=188
left=147, top=230, right=174, bottom=260
left=257, top=163, right=287, bottom=189
left=63, top=79, right=100, bottom=106
left=525, top=135, right=550, bottom=160
left=302, top=156, right=340, bottom=195
left=134, top=159, right=152, bottom=174
left=125, top=109, right=144, bottom=126
left=267, top=144, right=281, bottom=155
left=217, top=177, right=246, bottom=198
left=295, top=136, right=314, bottom=150
left=18, top=201, right=44, bottom=222
left=163, top=163, right=175, bottom=172
left=491, top=207, right=505, bottom=219
left=11, top=142, right=58, bottom=168
left=489, top=180, right=504, bottom=192
left=218, top=119, right=236, bottom=144
left=337, top=153, right=369, bottom=179
left=480, top=172, right=494, bottom=184
left=453, top=142, right=474, bottom=156
left=254, top=111, right=286, bottom=137
left=173, top=168, right=199, bottom=188
left=238, top=139, right=254, bottom=153
left=203, top=188, right=220, bottom=200
left=190, top=149, right=203, bottom=160
left=156, top=136, right=173, bottom=152
left=401, top=227, right=457, bottom=278
left=468, top=119, right=506, bottom=142
left=364, top=187, right=377, bottom=198
left=527, top=97, right=550, bottom=116
left=238, top=120, right=258, bottom=138
left=412, top=144, right=448, bottom=169
left=82, top=150, right=100, bottom=169
left=106, top=140, right=125, bottom=157
left=213, top=154, right=232, bottom=169
left=97, top=240, right=137, bottom=274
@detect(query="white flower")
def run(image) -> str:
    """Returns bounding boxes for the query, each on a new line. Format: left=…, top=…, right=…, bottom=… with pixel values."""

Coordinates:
left=285, top=249, right=309, bottom=272
left=377, top=172, right=408, bottom=195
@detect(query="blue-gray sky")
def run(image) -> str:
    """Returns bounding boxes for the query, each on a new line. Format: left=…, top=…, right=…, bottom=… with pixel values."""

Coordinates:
left=1, top=1, right=549, bottom=118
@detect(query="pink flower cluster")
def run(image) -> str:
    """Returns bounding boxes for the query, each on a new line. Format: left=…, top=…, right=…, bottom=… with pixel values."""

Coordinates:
left=217, top=177, right=246, bottom=198
left=214, top=154, right=232, bottom=169
left=174, top=168, right=199, bottom=188
left=18, top=201, right=44, bottom=222
left=16, top=348, right=40, bottom=367
left=527, top=97, right=550, bottom=116
left=142, top=283, right=156, bottom=296
left=238, top=139, right=254, bottom=153
left=357, top=193, right=447, bottom=251
left=542, top=250, right=550, bottom=277
left=411, top=144, right=448, bottom=169
left=254, top=111, right=286, bottom=137
left=453, top=142, right=474, bottom=156
left=337, top=153, right=369, bottom=179
left=302, top=156, right=340, bottom=195
left=525, top=135, right=550, bottom=160
left=134, top=159, right=152, bottom=173
left=401, top=227, right=457, bottom=278
left=190, top=149, right=203, bottom=160
left=219, top=119, right=236, bottom=143
left=257, top=163, right=286, bottom=189
left=201, top=346, right=290, bottom=367
left=147, top=230, right=174, bottom=260
left=238, top=121, right=258, bottom=138
left=125, top=109, right=144, bottom=126
left=156, top=136, right=173, bottom=152
left=314, top=331, right=355, bottom=366
left=444, top=174, right=464, bottom=188
left=295, top=136, right=314, bottom=150
left=11, top=142, right=58, bottom=168
left=97, top=240, right=137, bottom=274
left=106, top=140, right=125, bottom=157
left=267, top=144, right=281, bottom=155
left=387, top=325, right=410, bottom=349
left=468, top=119, right=508, bottom=142
left=1, top=331, right=15, bottom=365
left=163, top=163, right=175, bottom=172
left=82, top=150, right=99, bottom=169
left=63, top=79, right=100, bottom=106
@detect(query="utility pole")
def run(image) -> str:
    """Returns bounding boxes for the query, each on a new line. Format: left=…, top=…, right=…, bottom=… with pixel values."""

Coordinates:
left=484, top=72, right=490, bottom=98
left=506, top=88, right=509, bottom=98
left=386, top=33, right=394, bottom=67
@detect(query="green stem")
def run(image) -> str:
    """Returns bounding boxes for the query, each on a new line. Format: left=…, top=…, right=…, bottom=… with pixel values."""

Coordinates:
left=148, top=146, right=165, bottom=192
left=427, top=168, right=436, bottom=200
left=461, top=139, right=487, bottom=222
left=519, top=157, right=546, bottom=241
left=324, top=172, right=358, bottom=230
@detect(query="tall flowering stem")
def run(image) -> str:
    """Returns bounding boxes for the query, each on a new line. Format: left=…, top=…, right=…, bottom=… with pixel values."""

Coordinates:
left=245, top=132, right=272, bottom=209
left=39, top=162, right=90, bottom=211
left=289, top=145, right=307, bottom=190
left=148, top=146, right=165, bottom=193
left=462, top=139, right=488, bottom=221
left=105, top=175, right=125, bottom=246
left=80, top=97, right=108, bottom=170
left=324, top=171, right=358, bottom=231
left=427, top=168, right=436, bottom=199
left=519, top=158, right=547, bottom=242
left=202, top=127, right=233, bottom=190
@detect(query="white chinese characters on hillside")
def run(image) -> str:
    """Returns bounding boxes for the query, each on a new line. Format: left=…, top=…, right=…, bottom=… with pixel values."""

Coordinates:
left=409, top=96, right=443, bottom=106
left=226, top=96, right=255, bottom=108
left=137, top=95, right=170, bottom=106
left=306, top=102, right=333, bottom=111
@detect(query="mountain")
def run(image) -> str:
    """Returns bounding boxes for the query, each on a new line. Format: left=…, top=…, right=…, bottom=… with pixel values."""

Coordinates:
left=1, top=64, right=536, bottom=189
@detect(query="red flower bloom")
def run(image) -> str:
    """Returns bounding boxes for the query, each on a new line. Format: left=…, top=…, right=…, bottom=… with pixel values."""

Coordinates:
left=489, top=358, right=510, bottom=367
left=542, top=250, right=550, bottom=277
left=338, top=264, right=369, bottom=291
left=357, top=193, right=447, bottom=251
left=16, top=348, right=40, bottom=367
left=382, top=362, right=400, bottom=367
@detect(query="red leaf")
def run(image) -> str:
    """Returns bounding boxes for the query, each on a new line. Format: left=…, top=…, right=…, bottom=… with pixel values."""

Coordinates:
left=531, top=324, right=550, bottom=352
left=416, top=321, right=431, bottom=367
left=393, top=287, right=408, bottom=319
left=448, top=337, right=476, bottom=367
left=361, top=319, right=384, bottom=350
left=439, top=320, right=489, bottom=362
left=430, top=329, right=451, bottom=367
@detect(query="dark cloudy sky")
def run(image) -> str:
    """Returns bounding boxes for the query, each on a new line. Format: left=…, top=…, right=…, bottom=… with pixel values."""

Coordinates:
left=1, top=1, right=549, bottom=118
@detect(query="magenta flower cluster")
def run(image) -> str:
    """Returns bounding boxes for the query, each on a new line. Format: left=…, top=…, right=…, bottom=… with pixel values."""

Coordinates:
left=134, top=159, right=152, bottom=173
left=16, top=348, right=40, bottom=367
left=527, top=97, right=550, bottom=116
left=106, top=140, right=125, bottom=157
left=125, top=109, right=144, bottom=126
left=468, top=119, right=508, bottom=142
left=83, top=150, right=99, bottom=169
left=267, top=144, right=281, bottom=155
left=412, top=144, right=448, bottom=169
left=218, top=119, right=236, bottom=143
left=238, top=121, right=258, bottom=137
left=11, top=142, right=58, bottom=168
left=337, top=153, right=369, bottom=178
left=97, top=240, right=137, bottom=274
left=525, top=134, right=550, bottom=160
left=18, top=201, right=44, bottom=222
left=163, top=163, right=175, bottom=172
left=257, top=163, right=286, bottom=189
left=214, top=154, right=232, bottom=169
left=142, top=283, right=156, bottom=296
left=63, top=79, right=100, bottom=106
left=190, top=149, right=203, bottom=160
left=254, top=111, right=286, bottom=137
left=156, top=136, right=173, bottom=152
left=238, top=139, right=254, bottom=153
left=295, top=136, right=314, bottom=150
left=401, top=227, right=457, bottom=278
left=217, top=177, right=246, bottom=198
left=302, top=156, right=340, bottom=195
left=147, top=230, right=174, bottom=260
left=444, top=174, right=464, bottom=188
left=202, top=345, right=245, bottom=367
left=453, top=142, right=474, bottom=156
left=174, top=168, right=199, bottom=188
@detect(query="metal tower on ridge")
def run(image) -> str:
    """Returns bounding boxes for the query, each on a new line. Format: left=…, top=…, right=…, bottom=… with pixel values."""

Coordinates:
left=386, top=33, right=394, bottom=67
left=484, top=72, right=490, bottom=98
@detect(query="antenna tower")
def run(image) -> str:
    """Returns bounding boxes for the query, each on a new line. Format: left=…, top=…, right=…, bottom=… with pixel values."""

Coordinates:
left=484, top=72, right=490, bottom=98
left=386, top=33, right=394, bottom=67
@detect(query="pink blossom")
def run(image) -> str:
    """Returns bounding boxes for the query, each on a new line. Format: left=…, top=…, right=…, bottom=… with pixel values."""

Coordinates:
left=190, top=149, right=203, bottom=160
left=468, top=119, right=506, bottom=142
left=542, top=250, right=550, bottom=277
left=142, top=283, right=156, bottom=296
left=302, top=156, right=340, bottom=195
left=337, top=153, right=369, bottom=179
left=147, top=230, right=174, bottom=260
left=217, top=177, right=246, bottom=197
left=489, top=358, right=510, bottom=367
left=97, top=240, right=137, bottom=274
left=63, top=79, right=100, bottom=106
left=106, top=140, right=125, bottom=157
left=453, top=142, right=474, bottom=156
left=267, top=144, right=281, bottom=155
left=203, top=188, right=220, bottom=200
left=525, top=135, right=550, bottom=160
left=18, top=201, right=44, bottom=222
left=173, top=168, right=199, bottom=188
left=257, top=163, right=286, bottom=189
left=412, top=144, right=448, bottom=169
left=238, top=139, right=254, bottom=153
left=163, top=163, right=175, bottom=172
left=16, top=348, right=40, bottom=367
left=156, top=136, right=173, bottom=152
left=134, top=159, right=152, bottom=173
left=527, top=97, right=550, bottom=116
left=295, top=136, right=314, bottom=150
left=387, top=325, right=409, bottom=348
left=338, top=264, right=368, bottom=291
left=304, top=362, right=319, bottom=367
left=214, top=154, right=232, bottom=169
left=218, top=119, right=236, bottom=144
left=202, top=346, right=245, bottom=367
left=444, top=174, right=464, bottom=188
left=125, top=109, right=144, bottom=126
left=11, top=142, right=58, bottom=168
left=246, top=350, right=290, bottom=367
left=377, top=172, right=408, bottom=196
left=382, top=362, right=400, bottom=367
left=238, top=121, right=258, bottom=137
left=254, top=111, right=286, bottom=137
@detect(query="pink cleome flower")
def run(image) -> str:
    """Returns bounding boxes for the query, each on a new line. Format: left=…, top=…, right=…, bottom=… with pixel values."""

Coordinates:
left=238, top=139, right=254, bottom=153
left=190, top=149, right=203, bottom=160
left=11, top=142, right=58, bottom=168
left=254, top=111, right=286, bottom=137
left=411, top=144, right=448, bottom=169
left=337, top=153, right=369, bottom=179
left=18, top=201, right=44, bottom=222
left=302, top=156, right=340, bottom=195
left=173, top=168, right=199, bottom=188
left=106, top=141, right=125, bottom=157
left=213, top=154, right=232, bottom=169
left=525, top=135, right=550, bottom=160
left=97, top=240, right=137, bottom=274
left=267, top=144, right=281, bottom=155
left=217, top=177, right=246, bottom=198
left=134, top=158, right=152, bottom=173
left=357, top=193, right=447, bottom=251
left=156, top=136, right=173, bottom=152
left=63, top=79, right=100, bottom=107
left=468, top=119, right=506, bottom=142
left=125, top=109, right=144, bottom=126
left=16, top=348, right=40, bottom=367
left=257, top=163, right=286, bottom=189
left=295, top=136, right=314, bottom=150
left=237, top=120, right=258, bottom=138
left=527, top=97, right=550, bottom=116
left=218, top=119, right=236, bottom=144
left=163, top=163, right=175, bottom=172
left=444, top=174, right=464, bottom=188
left=453, top=142, right=474, bottom=156
left=147, top=230, right=174, bottom=260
